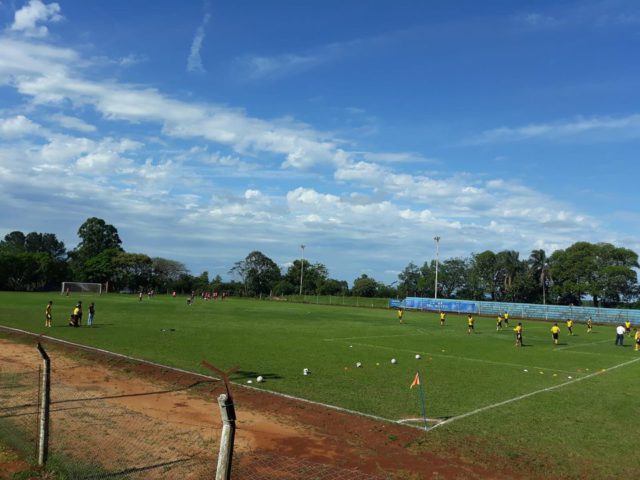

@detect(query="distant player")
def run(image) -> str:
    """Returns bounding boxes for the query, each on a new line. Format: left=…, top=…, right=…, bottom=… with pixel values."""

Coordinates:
left=467, top=314, right=475, bottom=334
left=439, top=311, right=446, bottom=326
left=625, top=320, right=632, bottom=336
left=587, top=317, right=593, bottom=333
left=45, top=301, right=53, bottom=328
left=503, top=311, right=509, bottom=326
left=566, top=319, right=574, bottom=335
left=514, top=322, right=523, bottom=347
left=635, top=328, right=640, bottom=352
left=496, top=315, right=503, bottom=330
left=88, top=302, right=95, bottom=327
left=138, top=291, right=143, bottom=302
left=397, top=308, right=404, bottom=324
left=551, top=323, right=561, bottom=345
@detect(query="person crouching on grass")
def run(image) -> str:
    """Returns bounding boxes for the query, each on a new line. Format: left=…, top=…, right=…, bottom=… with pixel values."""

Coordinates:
left=514, top=322, right=523, bottom=347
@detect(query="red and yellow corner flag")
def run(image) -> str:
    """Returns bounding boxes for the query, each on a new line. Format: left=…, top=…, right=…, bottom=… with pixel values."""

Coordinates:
left=410, top=372, right=420, bottom=389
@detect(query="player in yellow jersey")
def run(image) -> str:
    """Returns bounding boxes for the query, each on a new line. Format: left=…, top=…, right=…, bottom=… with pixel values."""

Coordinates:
left=496, top=315, right=503, bottom=330
left=503, top=311, right=509, bottom=326
left=397, top=308, right=404, bottom=324
left=467, top=314, right=475, bottom=334
left=635, top=329, right=640, bottom=352
left=551, top=323, right=561, bottom=345
left=514, top=322, right=523, bottom=347
left=439, top=311, right=446, bottom=326
left=566, top=319, right=574, bottom=335
left=45, top=300, right=53, bottom=328
left=624, top=320, right=632, bottom=336
left=586, top=317, right=593, bottom=333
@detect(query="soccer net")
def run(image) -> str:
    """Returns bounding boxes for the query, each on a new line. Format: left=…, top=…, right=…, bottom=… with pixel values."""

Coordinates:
left=61, top=282, right=103, bottom=295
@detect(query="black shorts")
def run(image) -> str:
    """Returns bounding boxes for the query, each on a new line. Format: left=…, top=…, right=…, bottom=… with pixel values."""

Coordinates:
left=552, top=333, right=559, bottom=339
left=46, top=314, right=52, bottom=320
left=516, top=333, right=522, bottom=340
left=468, top=324, right=474, bottom=329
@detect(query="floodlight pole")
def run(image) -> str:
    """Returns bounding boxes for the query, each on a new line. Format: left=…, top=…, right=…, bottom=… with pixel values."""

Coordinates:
left=433, top=236, right=441, bottom=299
left=299, top=244, right=305, bottom=296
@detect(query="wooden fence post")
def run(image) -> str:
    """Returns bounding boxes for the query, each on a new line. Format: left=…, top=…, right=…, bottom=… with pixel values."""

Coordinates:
left=216, top=393, right=236, bottom=480
left=36, top=342, right=50, bottom=466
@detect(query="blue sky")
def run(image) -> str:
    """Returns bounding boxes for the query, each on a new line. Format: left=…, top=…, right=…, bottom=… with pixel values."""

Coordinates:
left=0, top=0, right=638, bottom=285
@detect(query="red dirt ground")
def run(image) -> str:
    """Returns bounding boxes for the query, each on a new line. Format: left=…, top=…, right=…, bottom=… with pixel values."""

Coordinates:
left=0, top=333, right=526, bottom=479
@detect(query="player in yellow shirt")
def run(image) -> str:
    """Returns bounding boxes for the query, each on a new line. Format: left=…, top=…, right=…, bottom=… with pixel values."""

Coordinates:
left=550, top=323, right=561, bottom=345
left=566, top=319, right=574, bottom=335
left=397, top=308, right=404, bottom=324
left=514, top=322, right=523, bottom=347
left=586, top=317, right=593, bottom=333
left=624, top=320, right=632, bottom=336
left=503, top=311, right=509, bottom=327
left=496, top=315, right=503, bottom=330
left=439, top=311, right=446, bottom=326
left=467, top=314, right=475, bottom=334
left=45, top=301, right=53, bottom=328
left=635, top=329, right=640, bottom=352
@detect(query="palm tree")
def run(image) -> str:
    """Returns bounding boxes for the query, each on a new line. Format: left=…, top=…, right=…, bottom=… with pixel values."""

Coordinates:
left=528, top=249, right=549, bottom=304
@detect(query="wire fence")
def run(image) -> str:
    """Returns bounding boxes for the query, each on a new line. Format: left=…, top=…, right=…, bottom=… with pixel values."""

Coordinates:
left=0, top=369, right=40, bottom=463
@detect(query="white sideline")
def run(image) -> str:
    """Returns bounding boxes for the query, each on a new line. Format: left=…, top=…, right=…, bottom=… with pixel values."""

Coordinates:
left=554, top=338, right=615, bottom=351
left=429, top=356, right=640, bottom=431
left=0, top=325, right=406, bottom=429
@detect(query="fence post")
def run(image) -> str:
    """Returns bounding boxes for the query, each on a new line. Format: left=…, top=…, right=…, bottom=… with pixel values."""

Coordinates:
left=216, top=393, right=236, bottom=480
left=36, top=343, right=50, bottom=466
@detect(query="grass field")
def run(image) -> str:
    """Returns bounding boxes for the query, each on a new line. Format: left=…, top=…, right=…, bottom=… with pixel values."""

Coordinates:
left=1, top=291, right=639, bottom=478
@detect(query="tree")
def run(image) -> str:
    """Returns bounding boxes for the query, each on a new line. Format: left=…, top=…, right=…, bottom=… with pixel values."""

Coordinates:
left=1, top=231, right=26, bottom=251
left=112, top=252, right=153, bottom=291
left=230, top=251, right=281, bottom=296
left=285, top=260, right=329, bottom=294
left=24, top=232, right=66, bottom=259
left=352, top=274, right=379, bottom=297
left=398, top=262, right=421, bottom=297
left=529, top=249, right=550, bottom=304
left=469, top=251, right=498, bottom=300
left=438, top=258, right=470, bottom=298
left=151, top=257, right=189, bottom=292
left=74, top=217, right=123, bottom=260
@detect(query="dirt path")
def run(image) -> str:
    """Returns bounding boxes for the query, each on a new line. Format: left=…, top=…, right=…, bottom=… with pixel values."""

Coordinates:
left=0, top=333, right=521, bottom=479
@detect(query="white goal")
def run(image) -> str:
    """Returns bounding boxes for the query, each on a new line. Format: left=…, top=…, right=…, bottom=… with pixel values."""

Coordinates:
left=61, top=282, right=103, bottom=295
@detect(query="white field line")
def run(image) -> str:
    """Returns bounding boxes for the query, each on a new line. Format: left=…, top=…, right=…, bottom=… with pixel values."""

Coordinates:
left=554, top=338, right=615, bottom=351
left=429, top=356, right=640, bottom=431
left=324, top=333, right=427, bottom=341
left=338, top=340, right=580, bottom=375
left=0, top=325, right=402, bottom=428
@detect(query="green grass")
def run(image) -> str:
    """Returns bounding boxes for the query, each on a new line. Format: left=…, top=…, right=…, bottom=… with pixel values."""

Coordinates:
left=1, top=291, right=639, bottom=478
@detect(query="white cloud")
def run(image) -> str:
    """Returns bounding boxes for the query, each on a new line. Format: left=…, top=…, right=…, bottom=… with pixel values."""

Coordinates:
left=0, top=115, right=41, bottom=137
left=50, top=113, right=96, bottom=132
left=187, top=13, right=211, bottom=73
left=470, top=114, right=640, bottom=144
left=10, top=0, right=62, bottom=38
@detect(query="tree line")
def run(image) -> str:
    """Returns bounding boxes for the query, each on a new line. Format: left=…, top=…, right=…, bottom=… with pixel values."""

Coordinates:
left=1, top=217, right=638, bottom=307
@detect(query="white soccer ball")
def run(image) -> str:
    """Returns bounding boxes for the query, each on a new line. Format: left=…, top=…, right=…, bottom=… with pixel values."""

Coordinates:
left=256, top=375, right=264, bottom=383
left=356, top=362, right=362, bottom=368
left=415, top=354, right=421, bottom=360
left=303, top=368, right=309, bottom=375
left=391, top=358, right=397, bottom=364
left=247, top=380, right=253, bottom=384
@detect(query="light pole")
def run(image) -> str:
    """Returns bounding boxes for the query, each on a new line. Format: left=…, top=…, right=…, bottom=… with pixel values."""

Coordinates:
left=299, top=245, right=305, bottom=296
left=433, top=236, right=440, bottom=299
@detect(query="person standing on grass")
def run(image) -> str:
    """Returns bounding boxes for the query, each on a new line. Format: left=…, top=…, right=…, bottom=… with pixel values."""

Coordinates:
left=76, top=301, right=83, bottom=326
left=440, top=311, right=446, bottom=326
left=566, top=319, right=574, bottom=336
left=514, top=322, right=523, bottom=347
left=587, top=317, right=593, bottom=333
left=467, top=314, right=475, bottom=334
left=551, top=323, right=560, bottom=345
left=45, top=300, right=53, bottom=328
left=624, top=320, right=632, bottom=336
left=496, top=315, right=503, bottom=331
left=88, top=302, right=95, bottom=327
left=615, top=324, right=625, bottom=346
left=634, top=328, right=640, bottom=352
left=397, top=308, right=404, bottom=324
left=503, top=311, right=509, bottom=327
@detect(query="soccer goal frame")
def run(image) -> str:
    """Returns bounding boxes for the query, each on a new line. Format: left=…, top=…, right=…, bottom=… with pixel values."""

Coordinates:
left=61, top=282, right=104, bottom=295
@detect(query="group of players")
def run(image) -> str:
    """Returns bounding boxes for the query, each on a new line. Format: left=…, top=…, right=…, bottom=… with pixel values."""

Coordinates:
left=396, top=308, right=640, bottom=351
left=44, top=300, right=95, bottom=328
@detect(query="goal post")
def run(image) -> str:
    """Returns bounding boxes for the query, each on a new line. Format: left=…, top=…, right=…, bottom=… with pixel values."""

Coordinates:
left=61, top=282, right=103, bottom=295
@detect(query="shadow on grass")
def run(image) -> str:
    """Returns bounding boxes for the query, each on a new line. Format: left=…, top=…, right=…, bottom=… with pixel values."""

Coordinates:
left=232, top=370, right=283, bottom=381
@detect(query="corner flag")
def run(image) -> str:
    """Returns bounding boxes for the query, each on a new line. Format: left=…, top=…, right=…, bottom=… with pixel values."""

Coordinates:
left=410, top=372, right=420, bottom=389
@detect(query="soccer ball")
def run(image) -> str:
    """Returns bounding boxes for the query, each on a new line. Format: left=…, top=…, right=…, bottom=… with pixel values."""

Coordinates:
left=303, top=368, right=309, bottom=375
left=247, top=380, right=253, bottom=384
left=415, top=354, right=421, bottom=360
left=256, top=376, right=264, bottom=383
left=391, top=358, right=397, bottom=364
left=356, top=362, right=362, bottom=368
